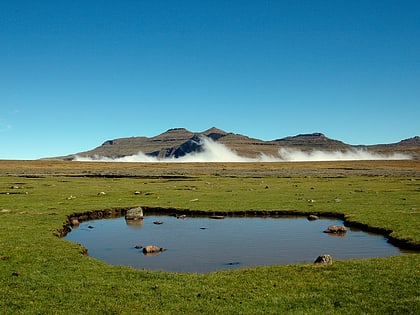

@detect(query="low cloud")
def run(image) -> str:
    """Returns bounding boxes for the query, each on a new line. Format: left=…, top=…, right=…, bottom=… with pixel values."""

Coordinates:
left=75, top=152, right=158, bottom=162
left=75, top=137, right=411, bottom=162
left=75, top=137, right=278, bottom=162
left=277, top=148, right=411, bottom=162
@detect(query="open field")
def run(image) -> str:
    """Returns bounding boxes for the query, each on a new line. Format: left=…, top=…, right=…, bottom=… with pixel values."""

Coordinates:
left=0, top=160, right=419, bottom=314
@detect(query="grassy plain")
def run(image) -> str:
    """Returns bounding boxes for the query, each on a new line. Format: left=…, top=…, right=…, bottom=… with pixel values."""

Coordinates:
left=0, top=160, right=419, bottom=314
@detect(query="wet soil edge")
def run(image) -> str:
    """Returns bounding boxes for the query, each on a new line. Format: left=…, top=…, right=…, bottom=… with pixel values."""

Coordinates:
left=57, top=206, right=420, bottom=251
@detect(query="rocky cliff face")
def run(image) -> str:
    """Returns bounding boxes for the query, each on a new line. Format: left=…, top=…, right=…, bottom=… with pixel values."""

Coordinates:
left=57, top=128, right=419, bottom=160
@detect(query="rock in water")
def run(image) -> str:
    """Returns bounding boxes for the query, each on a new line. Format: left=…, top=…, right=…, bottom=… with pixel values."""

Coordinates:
left=142, top=245, right=166, bottom=254
left=307, top=214, right=319, bottom=221
left=125, top=207, right=144, bottom=220
left=323, top=225, right=347, bottom=234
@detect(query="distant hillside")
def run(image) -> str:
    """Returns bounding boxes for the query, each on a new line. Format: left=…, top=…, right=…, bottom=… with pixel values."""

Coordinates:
left=55, top=128, right=420, bottom=160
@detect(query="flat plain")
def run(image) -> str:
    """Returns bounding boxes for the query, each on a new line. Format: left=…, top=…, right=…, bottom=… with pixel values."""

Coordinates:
left=0, top=159, right=419, bottom=314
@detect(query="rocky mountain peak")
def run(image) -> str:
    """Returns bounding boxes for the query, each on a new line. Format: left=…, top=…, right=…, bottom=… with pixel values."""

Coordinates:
left=53, top=127, right=419, bottom=160
left=397, top=136, right=420, bottom=146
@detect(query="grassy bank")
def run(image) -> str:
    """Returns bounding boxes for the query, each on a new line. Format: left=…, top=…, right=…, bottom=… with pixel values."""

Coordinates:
left=0, top=161, right=419, bottom=314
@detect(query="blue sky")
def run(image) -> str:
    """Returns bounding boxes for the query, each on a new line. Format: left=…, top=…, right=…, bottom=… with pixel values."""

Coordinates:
left=1, top=0, right=419, bottom=159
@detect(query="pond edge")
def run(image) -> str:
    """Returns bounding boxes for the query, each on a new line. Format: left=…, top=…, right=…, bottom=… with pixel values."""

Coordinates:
left=57, top=206, right=420, bottom=251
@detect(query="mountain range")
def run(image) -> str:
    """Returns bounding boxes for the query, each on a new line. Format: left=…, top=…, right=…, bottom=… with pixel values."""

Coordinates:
left=56, top=127, right=420, bottom=161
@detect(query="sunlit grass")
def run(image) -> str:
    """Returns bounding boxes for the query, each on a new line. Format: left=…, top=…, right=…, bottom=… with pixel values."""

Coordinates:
left=0, top=160, right=419, bottom=314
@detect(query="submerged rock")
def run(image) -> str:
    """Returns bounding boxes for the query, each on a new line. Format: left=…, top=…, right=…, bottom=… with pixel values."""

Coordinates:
left=125, top=207, right=144, bottom=220
left=314, top=254, right=333, bottom=264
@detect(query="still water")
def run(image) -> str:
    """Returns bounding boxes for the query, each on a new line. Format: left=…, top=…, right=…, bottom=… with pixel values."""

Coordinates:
left=64, top=214, right=407, bottom=273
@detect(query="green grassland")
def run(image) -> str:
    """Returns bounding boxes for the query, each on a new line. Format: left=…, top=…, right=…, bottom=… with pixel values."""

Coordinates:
left=0, top=161, right=419, bottom=314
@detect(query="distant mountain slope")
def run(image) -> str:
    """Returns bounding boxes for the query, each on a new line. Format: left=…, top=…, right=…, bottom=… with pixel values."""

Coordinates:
left=364, top=136, right=420, bottom=159
left=274, top=133, right=350, bottom=150
left=55, top=128, right=420, bottom=160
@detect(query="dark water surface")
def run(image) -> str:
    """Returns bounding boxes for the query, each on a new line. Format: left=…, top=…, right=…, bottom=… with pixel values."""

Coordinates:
left=64, top=215, right=408, bottom=273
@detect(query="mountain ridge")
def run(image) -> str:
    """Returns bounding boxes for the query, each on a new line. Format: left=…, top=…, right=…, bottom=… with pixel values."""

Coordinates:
left=55, top=127, right=420, bottom=160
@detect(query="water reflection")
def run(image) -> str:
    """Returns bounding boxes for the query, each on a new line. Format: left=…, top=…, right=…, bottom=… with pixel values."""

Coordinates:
left=125, top=219, right=144, bottom=230
left=64, top=214, right=411, bottom=273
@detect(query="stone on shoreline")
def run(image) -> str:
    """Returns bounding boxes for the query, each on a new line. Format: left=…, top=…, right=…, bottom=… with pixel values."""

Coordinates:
left=125, top=207, right=144, bottom=220
left=307, top=214, right=319, bottom=221
left=314, top=254, right=333, bottom=264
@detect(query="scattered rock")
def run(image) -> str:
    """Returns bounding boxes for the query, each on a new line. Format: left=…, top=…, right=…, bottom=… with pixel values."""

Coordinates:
left=307, top=199, right=315, bottom=203
left=66, top=195, right=76, bottom=200
left=210, top=215, right=225, bottom=219
left=142, top=245, right=166, bottom=254
left=125, top=207, right=144, bottom=220
left=134, top=191, right=142, bottom=195
left=314, top=254, right=333, bottom=264
left=324, top=225, right=347, bottom=234
left=307, top=214, right=319, bottom=221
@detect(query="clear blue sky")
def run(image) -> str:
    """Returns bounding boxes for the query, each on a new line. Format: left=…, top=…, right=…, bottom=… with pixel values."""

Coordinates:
left=1, top=0, right=419, bottom=159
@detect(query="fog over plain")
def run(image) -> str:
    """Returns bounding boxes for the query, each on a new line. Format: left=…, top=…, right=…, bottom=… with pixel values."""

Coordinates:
left=75, top=137, right=411, bottom=162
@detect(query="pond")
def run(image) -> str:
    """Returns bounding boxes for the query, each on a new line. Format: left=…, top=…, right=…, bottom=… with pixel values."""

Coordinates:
left=64, top=214, right=410, bottom=273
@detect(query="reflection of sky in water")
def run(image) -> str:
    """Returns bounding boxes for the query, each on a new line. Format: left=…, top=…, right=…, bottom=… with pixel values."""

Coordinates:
left=65, top=215, right=407, bottom=273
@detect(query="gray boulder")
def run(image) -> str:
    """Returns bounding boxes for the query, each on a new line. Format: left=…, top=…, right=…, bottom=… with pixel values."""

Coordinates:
left=125, top=207, right=144, bottom=220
